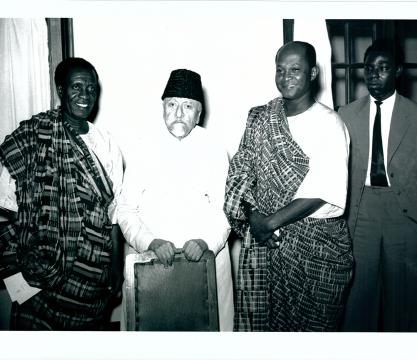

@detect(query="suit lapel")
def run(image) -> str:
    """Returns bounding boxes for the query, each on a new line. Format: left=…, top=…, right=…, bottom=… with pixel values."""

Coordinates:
left=388, top=95, right=412, bottom=164
left=354, top=96, right=370, bottom=168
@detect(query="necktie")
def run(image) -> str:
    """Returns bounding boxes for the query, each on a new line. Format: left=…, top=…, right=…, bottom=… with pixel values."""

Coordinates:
left=370, top=100, right=388, bottom=186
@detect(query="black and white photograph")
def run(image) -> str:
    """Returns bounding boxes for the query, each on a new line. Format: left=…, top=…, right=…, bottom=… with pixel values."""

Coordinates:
left=1, top=1, right=417, bottom=359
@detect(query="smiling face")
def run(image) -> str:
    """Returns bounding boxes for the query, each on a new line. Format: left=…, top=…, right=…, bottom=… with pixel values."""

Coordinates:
left=58, top=66, right=98, bottom=122
left=364, top=50, right=401, bottom=101
left=275, top=44, right=317, bottom=103
left=163, top=97, right=202, bottom=139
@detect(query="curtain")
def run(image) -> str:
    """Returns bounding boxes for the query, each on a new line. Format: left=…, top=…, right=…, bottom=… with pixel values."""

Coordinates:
left=0, top=18, right=50, bottom=143
left=293, top=19, right=334, bottom=109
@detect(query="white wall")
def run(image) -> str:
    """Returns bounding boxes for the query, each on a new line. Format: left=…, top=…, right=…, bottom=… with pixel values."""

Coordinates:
left=72, top=10, right=340, bottom=294
left=72, top=6, right=284, bottom=308
left=72, top=4, right=283, bottom=161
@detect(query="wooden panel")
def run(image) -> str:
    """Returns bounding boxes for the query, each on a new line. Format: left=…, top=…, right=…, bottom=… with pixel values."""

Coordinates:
left=283, top=19, right=294, bottom=44
left=46, top=18, right=74, bottom=110
left=125, top=251, right=219, bottom=331
left=46, top=18, right=62, bottom=110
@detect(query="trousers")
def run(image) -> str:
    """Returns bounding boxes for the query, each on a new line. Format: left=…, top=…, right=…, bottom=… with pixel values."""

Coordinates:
left=342, top=186, right=417, bottom=331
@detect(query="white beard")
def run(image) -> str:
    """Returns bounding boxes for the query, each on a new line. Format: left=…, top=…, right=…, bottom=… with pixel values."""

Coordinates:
left=168, top=121, right=190, bottom=139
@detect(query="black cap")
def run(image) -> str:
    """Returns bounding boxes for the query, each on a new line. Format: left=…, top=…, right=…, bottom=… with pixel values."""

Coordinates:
left=161, top=69, right=204, bottom=104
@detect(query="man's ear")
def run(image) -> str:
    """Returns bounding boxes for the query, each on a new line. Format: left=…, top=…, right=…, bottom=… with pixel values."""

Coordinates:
left=195, top=112, right=201, bottom=126
left=310, top=66, right=319, bottom=82
left=395, top=64, right=403, bottom=78
left=57, top=85, right=63, bottom=98
left=195, top=103, right=202, bottom=125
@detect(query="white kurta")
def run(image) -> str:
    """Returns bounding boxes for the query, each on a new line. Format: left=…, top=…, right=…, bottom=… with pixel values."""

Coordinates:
left=118, top=125, right=234, bottom=331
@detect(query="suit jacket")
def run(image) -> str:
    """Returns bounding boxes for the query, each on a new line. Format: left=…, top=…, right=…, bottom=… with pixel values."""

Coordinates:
left=338, top=93, right=417, bottom=236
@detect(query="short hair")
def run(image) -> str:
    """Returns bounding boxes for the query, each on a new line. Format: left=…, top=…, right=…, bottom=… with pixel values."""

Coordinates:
left=276, top=41, right=317, bottom=68
left=364, top=39, right=403, bottom=67
left=54, top=57, right=99, bottom=88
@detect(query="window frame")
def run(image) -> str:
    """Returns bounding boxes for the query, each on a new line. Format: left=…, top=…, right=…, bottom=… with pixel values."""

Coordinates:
left=45, top=18, right=74, bottom=109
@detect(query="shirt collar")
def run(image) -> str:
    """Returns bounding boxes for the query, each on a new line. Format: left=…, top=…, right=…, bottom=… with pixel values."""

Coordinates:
left=370, top=91, right=397, bottom=108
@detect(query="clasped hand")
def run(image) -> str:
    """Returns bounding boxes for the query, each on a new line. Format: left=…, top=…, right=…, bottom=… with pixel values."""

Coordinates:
left=148, top=238, right=208, bottom=266
left=245, top=205, right=280, bottom=249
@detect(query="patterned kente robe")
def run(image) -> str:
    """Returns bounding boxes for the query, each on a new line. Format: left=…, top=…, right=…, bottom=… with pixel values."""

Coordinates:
left=224, top=98, right=353, bottom=331
left=0, top=109, right=115, bottom=330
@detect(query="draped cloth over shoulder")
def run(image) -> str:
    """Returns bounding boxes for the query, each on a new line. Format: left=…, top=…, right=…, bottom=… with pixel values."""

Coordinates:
left=224, top=98, right=353, bottom=331
left=0, top=109, right=115, bottom=330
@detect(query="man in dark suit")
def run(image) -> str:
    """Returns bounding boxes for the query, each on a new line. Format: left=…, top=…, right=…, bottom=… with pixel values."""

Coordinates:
left=339, top=40, right=417, bottom=331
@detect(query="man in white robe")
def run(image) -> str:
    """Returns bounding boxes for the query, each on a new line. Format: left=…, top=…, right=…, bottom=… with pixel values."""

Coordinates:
left=118, top=69, right=234, bottom=331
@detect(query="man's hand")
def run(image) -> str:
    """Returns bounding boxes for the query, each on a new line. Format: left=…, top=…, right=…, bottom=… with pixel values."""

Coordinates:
left=148, top=239, right=176, bottom=266
left=248, top=209, right=279, bottom=249
left=183, top=239, right=208, bottom=262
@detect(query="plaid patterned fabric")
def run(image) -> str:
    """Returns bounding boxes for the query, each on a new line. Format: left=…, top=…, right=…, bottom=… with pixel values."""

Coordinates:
left=0, top=109, right=115, bottom=330
left=224, top=98, right=353, bottom=331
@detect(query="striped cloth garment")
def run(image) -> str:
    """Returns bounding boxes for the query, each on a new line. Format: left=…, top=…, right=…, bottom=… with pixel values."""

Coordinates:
left=224, top=98, right=353, bottom=331
left=0, top=109, right=115, bottom=330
